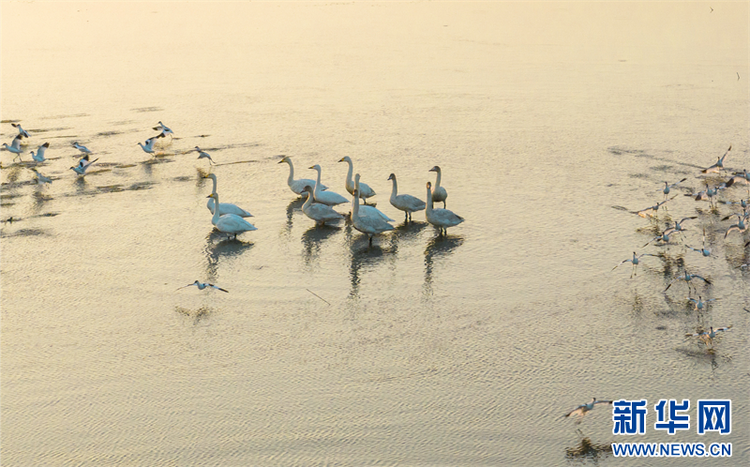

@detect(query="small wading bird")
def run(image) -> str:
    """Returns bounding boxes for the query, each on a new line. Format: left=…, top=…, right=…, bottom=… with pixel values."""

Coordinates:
left=664, top=270, right=712, bottom=294
left=70, top=154, right=99, bottom=176
left=72, top=142, right=92, bottom=154
left=429, top=165, right=448, bottom=208
left=153, top=121, right=174, bottom=136
left=425, top=181, right=463, bottom=236
left=177, top=280, right=228, bottom=293
left=207, top=192, right=257, bottom=239
left=700, top=145, right=731, bottom=174
left=633, top=196, right=676, bottom=218
left=339, top=156, right=376, bottom=203
left=661, top=178, right=687, bottom=200
left=387, top=172, right=425, bottom=222
left=686, top=228, right=712, bottom=257
left=2, top=134, right=25, bottom=161
left=564, top=398, right=613, bottom=423
left=612, top=252, right=658, bottom=278
left=195, top=146, right=215, bottom=165
left=685, top=326, right=732, bottom=348
left=11, top=122, right=30, bottom=138
left=688, top=296, right=718, bottom=312
left=278, top=156, right=327, bottom=196
left=31, top=142, right=50, bottom=163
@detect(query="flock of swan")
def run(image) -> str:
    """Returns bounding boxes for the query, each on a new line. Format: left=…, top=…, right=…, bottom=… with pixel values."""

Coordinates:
left=611, top=144, right=748, bottom=350
left=2, top=121, right=465, bottom=247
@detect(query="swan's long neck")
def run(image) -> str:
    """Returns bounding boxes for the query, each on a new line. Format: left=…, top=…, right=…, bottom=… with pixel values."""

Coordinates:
left=285, top=159, right=295, bottom=186
left=313, top=167, right=322, bottom=196
left=425, top=184, right=434, bottom=214
left=345, top=159, right=354, bottom=187
left=302, top=190, right=314, bottom=210
left=434, top=169, right=442, bottom=189
left=389, top=176, right=398, bottom=202
left=210, top=175, right=218, bottom=195
left=211, top=194, right=221, bottom=224
left=352, top=189, right=360, bottom=219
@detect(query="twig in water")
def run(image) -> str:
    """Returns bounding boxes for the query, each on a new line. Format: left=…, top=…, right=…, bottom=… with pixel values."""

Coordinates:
left=306, top=288, right=330, bottom=306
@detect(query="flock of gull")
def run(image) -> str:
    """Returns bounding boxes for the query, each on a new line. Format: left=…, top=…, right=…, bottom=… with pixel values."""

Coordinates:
left=564, top=145, right=748, bottom=425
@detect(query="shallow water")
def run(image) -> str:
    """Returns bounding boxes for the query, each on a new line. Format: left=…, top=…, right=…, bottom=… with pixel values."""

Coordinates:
left=1, top=2, right=748, bottom=466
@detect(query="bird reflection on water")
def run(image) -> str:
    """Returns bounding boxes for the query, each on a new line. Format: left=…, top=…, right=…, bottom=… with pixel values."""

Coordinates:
left=565, top=434, right=612, bottom=464
left=203, top=232, right=254, bottom=279
left=423, top=234, right=464, bottom=296
left=302, top=224, right=341, bottom=270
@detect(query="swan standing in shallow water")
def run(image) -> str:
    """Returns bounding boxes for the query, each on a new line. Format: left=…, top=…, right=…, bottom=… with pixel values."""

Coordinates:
left=309, top=164, right=347, bottom=206
left=351, top=188, right=394, bottom=246
left=425, top=181, right=463, bottom=235
left=31, top=142, right=49, bottom=163
left=205, top=173, right=253, bottom=218
left=354, top=174, right=393, bottom=221
left=339, top=156, right=375, bottom=203
left=301, top=185, right=344, bottom=226
left=429, top=166, right=448, bottom=208
left=387, top=173, right=425, bottom=222
left=207, top=193, right=257, bottom=239
left=278, top=156, right=326, bottom=195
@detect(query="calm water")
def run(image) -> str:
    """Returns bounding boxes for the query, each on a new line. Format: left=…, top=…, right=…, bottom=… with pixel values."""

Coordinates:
left=1, top=2, right=748, bottom=466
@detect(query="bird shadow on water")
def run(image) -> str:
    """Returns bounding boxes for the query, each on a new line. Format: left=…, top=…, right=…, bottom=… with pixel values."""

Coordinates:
left=565, top=432, right=612, bottom=465
left=174, top=305, right=215, bottom=325
left=347, top=235, right=394, bottom=299
left=423, top=233, right=464, bottom=295
left=302, top=224, right=341, bottom=268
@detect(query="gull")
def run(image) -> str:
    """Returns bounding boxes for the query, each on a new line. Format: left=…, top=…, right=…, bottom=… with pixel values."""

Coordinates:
left=664, top=270, right=712, bottom=294
left=564, top=398, right=613, bottom=422
left=387, top=172, right=425, bottom=222
left=308, top=164, right=348, bottom=206
left=429, top=165, right=448, bottom=208
left=207, top=192, right=257, bottom=239
left=661, top=178, right=687, bottom=199
left=137, top=137, right=158, bottom=155
left=425, top=181, right=463, bottom=235
left=2, top=134, right=25, bottom=161
left=663, top=216, right=697, bottom=237
left=633, top=196, right=676, bottom=218
left=687, top=296, right=718, bottom=312
left=195, top=146, right=215, bottom=165
left=30, top=168, right=52, bottom=185
left=70, top=154, right=99, bottom=176
left=643, top=230, right=674, bottom=248
left=686, top=182, right=726, bottom=207
left=278, top=156, right=326, bottom=195
left=685, top=326, right=732, bottom=347
left=339, top=156, right=376, bottom=203
left=701, top=145, right=731, bottom=174
left=612, top=252, right=658, bottom=278
left=724, top=212, right=749, bottom=239
left=725, top=169, right=749, bottom=188
left=31, top=142, right=49, bottom=163
left=686, top=228, right=712, bottom=257
left=72, top=142, right=92, bottom=154
left=177, top=280, right=228, bottom=293
left=153, top=121, right=174, bottom=136
left=11, top=122, right=30, bottom=138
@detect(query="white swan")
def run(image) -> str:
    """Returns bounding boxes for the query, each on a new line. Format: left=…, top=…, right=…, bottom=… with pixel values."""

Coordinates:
left=354, top=173, right=393, bottom=221
left=31, top=142, right=49, bottom=162
left=301, top=185, right=344, bottom=226
left=429, top=165, right=448, bottom=208
left=309, top=164, right=347, bottom=206
left=205, top=173, right=253, bottom=218
left=387, top=173, right=425, bottom=222
left=278, top=156, right=326, bottom=195
left=351, top=188, right=394, bottom=246
left=426, top=181, right=463, bottom=235
left=207, top=192, right=257, bottom=239
left=339, top=156, right=375, bottom=203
